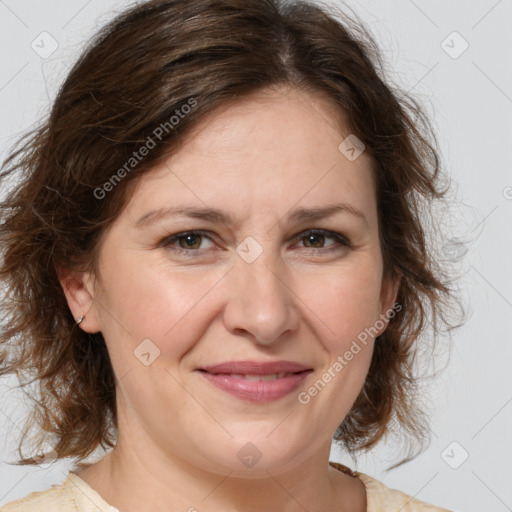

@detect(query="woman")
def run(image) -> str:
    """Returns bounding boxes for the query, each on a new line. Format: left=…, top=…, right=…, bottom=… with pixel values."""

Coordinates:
left=0, top=0, right=463, bottom=510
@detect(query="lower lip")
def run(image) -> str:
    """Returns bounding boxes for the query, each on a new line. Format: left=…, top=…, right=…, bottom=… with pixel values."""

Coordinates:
left=199, top=371, right=311, bottom=403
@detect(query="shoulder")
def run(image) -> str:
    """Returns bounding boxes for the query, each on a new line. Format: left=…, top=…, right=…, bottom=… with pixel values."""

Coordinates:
left=1, top=472, right=118, bottom=512
left=356, top=471, right=453, bottom=512
left=0, top=478, right=71, bottom=512
left=329, top=462, right=452, bottom=511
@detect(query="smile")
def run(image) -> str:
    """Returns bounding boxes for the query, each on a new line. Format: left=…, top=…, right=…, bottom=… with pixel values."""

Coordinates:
left=198, top=369, right=312, bottom=402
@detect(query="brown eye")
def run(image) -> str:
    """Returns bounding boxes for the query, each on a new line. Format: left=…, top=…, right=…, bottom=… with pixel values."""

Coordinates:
left=177, top=233, right=202, bottom=250
left=297, top=230, right=350, bottom=251
left=161, top=230, right=215, bottom=254
left=302, top=231, right=326, bottom=248
left=160, top=228, right=350, bottom=257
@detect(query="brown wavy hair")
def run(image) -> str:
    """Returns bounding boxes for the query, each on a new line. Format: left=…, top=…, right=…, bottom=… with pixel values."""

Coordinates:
left=0, top=0, right=465, bottom=470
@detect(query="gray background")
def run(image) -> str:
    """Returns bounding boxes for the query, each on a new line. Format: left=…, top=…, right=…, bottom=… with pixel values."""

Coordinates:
left=0, top=1, right=511, bottom=511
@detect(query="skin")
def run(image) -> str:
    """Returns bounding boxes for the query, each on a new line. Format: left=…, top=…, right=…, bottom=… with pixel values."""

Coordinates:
left=59, top=84, right=400, bottom=512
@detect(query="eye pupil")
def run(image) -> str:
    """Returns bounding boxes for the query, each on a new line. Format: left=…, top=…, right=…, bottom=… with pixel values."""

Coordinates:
left=304, top=232, right=324, bottom=248
left=180, top=234, right=201, bottom=249
left=165, top=229, right=347, bottom=255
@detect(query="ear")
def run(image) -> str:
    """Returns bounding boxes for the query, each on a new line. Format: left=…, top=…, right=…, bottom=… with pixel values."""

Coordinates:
left=375, top=270, right=402, bottom=337
left=57, top=266, right=102, bottom=333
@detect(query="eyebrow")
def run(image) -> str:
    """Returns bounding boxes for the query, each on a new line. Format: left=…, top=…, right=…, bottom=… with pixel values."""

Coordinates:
left=135, top=203, right=368, bottom=229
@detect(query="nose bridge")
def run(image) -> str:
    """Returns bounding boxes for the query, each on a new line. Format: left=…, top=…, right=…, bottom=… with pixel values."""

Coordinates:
left=223, top=237, right=298, bottom=345
left=239, top=243, right=281, bottom=294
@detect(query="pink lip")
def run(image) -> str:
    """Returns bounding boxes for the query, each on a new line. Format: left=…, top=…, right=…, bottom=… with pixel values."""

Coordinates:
left=197, top=360, right=313, bottom=403
left=200, top=360, right=311, bottom=375
left=199, top=371, right=311, bottom=402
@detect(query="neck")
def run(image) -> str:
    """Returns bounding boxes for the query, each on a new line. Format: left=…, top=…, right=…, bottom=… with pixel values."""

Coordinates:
left=75, top=437, right=365, bottom=512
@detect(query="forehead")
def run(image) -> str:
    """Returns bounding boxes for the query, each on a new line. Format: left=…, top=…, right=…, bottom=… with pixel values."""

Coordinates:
left=175, top=85, right=362, bottom=166
left=123, top=86, right=377, bottom=229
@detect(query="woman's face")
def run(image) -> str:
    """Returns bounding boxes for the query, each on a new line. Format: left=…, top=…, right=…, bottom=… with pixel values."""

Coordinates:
left=70, top=86, right=399, bottom=476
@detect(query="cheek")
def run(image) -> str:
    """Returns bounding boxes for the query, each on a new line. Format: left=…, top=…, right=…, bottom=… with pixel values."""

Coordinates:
left=298, top=260, right=384, bottom=348
left=292, top=268, right=379, bottom=435
left=95, top=250, right=225, bottom=365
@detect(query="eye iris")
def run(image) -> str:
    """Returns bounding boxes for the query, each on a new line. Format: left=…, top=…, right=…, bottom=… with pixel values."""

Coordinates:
left=304, top=232, right=325, bottom=248
left=180, top=234, right=201, bottom=249
left=171, top=230, right=339, bottom=252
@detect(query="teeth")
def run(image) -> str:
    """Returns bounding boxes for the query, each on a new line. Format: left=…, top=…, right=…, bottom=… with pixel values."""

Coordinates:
left=227, top=372, right=289, bottom=381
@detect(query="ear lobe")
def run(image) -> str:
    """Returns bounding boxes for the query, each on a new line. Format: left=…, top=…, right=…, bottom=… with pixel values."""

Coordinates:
left=383, top=271, right=401, bottom=310
left=56, top=266, right=101, bottom=333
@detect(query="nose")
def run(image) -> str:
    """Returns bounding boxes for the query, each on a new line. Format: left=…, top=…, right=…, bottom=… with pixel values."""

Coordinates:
left=222, top=248, right=299, bottom=346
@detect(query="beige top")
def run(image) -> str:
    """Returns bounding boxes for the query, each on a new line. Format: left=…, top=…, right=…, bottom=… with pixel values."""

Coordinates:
left=0, top=462, right=452, bottom=511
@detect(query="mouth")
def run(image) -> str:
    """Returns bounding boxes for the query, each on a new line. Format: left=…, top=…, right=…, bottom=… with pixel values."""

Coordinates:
left=199, top=359, right=312, bottom=375
left=196, top=361, right=313, bottom=402
left=198, top=371, right=307, bottom=381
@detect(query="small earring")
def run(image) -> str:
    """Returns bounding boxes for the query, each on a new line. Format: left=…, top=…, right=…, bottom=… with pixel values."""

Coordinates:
left=76, top=315, right=85, bottom=326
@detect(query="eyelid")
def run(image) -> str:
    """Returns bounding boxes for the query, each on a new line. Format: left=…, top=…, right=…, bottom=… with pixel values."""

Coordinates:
left=160, top=228, right=351, bottom=254
left=290, top=229, right=351, bottom=251
left=160, top=230, right=216, bottom=253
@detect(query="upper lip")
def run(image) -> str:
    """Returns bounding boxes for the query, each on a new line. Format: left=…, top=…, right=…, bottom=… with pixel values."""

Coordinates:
left=199, top=360, right=312, bottom=375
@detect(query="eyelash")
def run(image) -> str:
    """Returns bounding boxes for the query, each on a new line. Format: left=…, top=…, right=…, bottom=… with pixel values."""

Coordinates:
left=159, top=229, right=351, bottom=256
